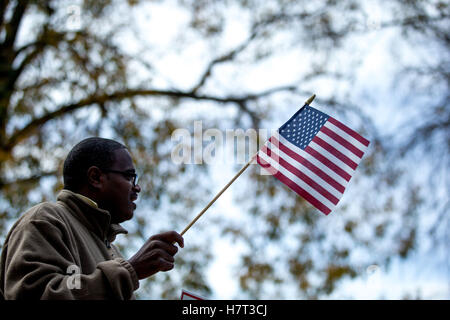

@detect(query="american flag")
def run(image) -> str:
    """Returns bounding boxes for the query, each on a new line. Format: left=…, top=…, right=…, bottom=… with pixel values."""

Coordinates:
left=180, top=289, right=206, bottom=300
left=256, top=105, right=370, bottom=215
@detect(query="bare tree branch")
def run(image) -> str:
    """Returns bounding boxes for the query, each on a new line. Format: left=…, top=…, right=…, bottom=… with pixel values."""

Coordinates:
left=0, top=0, right=10, bottom=30
left=2, top=0, right=27, bottom=49
left=191, top=29, right=259, bottom=94
left=0, top=169, right=58, bottom=190
left=4, top=85, right=300, bottom=151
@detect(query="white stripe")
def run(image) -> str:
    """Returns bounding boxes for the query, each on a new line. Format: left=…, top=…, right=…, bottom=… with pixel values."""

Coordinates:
left=309, top=141, right=355, bottom=175
left=258, top=148, right=335, bottom=210
left=274, top=133, right=348, bottom=186
left=324, top=121, right=368, bottom=153
left=267, top=142, right=343, bottom=199
left=316, top=131, right=362, bottom=164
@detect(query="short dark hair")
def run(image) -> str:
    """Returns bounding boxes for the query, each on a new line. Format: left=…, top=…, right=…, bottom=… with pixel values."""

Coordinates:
left=63, top=137, right=127, bottom=191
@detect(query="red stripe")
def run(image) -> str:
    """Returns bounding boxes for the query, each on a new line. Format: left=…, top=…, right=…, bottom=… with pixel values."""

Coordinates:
left=328, top=117, right=370, bottom=147
left=181, top=292, right=204, bottom=300
left=257, top=148, right=280, bottom=173
left=257, top=154, right=272, bottom=169
left=321, top=126, right=364, bottom=158
left=269, top=136, right=345, bottom=193
left=313, top=136, right=358, bottom=170
left=257, top=155, right=331, bottom=215
left=256, top=154, right=278, bottom=175
left=261, top=146, right=339, bottom=205
left=304, top=146, right=351, bottom=181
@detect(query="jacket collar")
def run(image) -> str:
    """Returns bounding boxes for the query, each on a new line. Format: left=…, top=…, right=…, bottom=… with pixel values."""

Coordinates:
left=56, top=189, right=128, bottom=243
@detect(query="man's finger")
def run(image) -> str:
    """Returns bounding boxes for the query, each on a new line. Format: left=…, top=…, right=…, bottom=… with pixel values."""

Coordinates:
left=159, top=258, right=174, bottom=272
left=150, top=240, right=178, bottom=256
left=152, top=231, right=184, bottom=248
left=154, top=249, right=175, bottom=263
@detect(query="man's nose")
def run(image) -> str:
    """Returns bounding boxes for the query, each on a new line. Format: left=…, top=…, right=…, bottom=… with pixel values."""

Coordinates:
left=133, top=183, right=141, bottom=193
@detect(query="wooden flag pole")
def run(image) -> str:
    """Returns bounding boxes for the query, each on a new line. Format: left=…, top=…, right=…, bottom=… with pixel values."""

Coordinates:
left=179, top=94, right=316, bottom=237
left=180, top=156, right=254, bottom=236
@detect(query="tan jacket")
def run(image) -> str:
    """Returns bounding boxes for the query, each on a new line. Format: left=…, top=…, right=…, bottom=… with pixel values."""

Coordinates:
left=0, top=190, right=139, bottom=299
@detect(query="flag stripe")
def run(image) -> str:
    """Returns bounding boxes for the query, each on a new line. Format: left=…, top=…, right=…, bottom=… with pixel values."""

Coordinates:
left=262, top=145, right=340, bottom=204
left=258, top=150, right=336, bottom=209
left=324, top=121, right=368, bottom=153
left=304, top=145, right=352, bottom=181
left=312, top=136, right=358, bottom=170
left=275, top=133, right=349, bottom=187
left=316, top=131, right=362, bottom=164
left=266, top=142, right=344, bottom=200
left=320, top=125, right=364, bottom=158
left=257, top=154, right=332, bottom=215
left=268, top=136, right=346, bottom=194
left=328, top=117, right=370, bottom=146
left=309, top=140, right=355, bottom=176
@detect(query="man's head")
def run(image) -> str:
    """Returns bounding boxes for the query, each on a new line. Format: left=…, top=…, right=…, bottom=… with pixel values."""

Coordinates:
left=63, top=137, right=140, bottom=223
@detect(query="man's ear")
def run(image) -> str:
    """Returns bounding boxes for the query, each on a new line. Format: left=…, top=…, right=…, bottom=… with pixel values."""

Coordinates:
left=86, top=166, right=104, bottom=190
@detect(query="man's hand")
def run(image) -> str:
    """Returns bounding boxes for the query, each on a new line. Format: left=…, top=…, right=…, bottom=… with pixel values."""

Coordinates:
left=128, top=231, right=184, bottom=280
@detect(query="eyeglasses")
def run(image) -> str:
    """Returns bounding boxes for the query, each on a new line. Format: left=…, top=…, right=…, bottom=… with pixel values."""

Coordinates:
left=102, top=169, right=139, bottom=187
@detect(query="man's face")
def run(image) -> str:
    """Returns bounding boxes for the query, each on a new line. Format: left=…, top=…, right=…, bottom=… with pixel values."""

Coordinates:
left=99, top=148, right=140, bottom=223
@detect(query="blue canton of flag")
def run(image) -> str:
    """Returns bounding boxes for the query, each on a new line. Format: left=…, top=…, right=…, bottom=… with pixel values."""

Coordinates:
left=279, top=106, right=329, bottom=149
left=257, top=105, right=370, bottom=215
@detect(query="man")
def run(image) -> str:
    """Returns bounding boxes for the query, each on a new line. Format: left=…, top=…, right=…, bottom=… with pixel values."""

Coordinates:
left=0, top=137, right=184, bottom=299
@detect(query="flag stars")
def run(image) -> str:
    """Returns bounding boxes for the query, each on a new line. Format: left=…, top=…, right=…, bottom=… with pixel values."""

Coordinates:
left=279, top=107, right=329, bottom=149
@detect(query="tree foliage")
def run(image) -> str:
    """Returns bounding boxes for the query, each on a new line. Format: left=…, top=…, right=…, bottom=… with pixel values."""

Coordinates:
left=0, top=0, right=448, bottom=299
